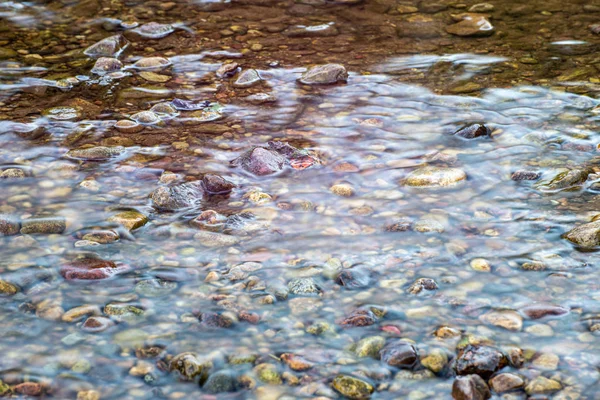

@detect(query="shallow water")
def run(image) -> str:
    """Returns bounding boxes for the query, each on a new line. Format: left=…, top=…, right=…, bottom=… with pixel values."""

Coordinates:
left=1, top=0, right=600, bottom=399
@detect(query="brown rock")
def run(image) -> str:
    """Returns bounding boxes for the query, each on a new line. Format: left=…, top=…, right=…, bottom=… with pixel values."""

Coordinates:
left=452, top=375, right=491, bottom=400
left=489, top=373, right=524, bottom=393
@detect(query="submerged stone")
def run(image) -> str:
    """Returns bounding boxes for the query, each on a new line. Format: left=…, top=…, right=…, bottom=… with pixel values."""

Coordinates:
left=203, top=370, right=237, bottom=393
left=455, top=345, right=507, bottom=379
left=404, top=166, right=467, bottom=187
left=231, top=147, right=286, bottom=176
left=380, top=340, right=418, bottom=369
left=0, top=214, right=20, bottom=236
left=298, top=64, right=348, bottom=85
left=115, top=119, right=143, bottom=133
left=60, top=258, right=127, bottom=280
left=133, top=56, right=171, bottom=70
left=107, top=210, right=148, bottom=231
left=233, top=69, right=261, bottom=88
left=131, top=22, right=175, bottom=39
left=454, top=124, right=490, bottom=139
left=151, top=181, right=205, bottom=210
left=84, top=35, right=128, bottom=57
left=43, top=106, right=82, bottom=121
left=91, top=57, right=123, bottom=75
left=284, top=23, right=339, bottom=37
left=66, top=146, right=124, bottom=161
left=130, top=110, right=161, bottom=125
left=489, top=373, right=524, bottom=393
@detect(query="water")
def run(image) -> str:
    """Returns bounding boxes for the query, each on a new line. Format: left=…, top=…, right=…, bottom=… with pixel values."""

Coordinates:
left=1, top=0, right=600, bottom=398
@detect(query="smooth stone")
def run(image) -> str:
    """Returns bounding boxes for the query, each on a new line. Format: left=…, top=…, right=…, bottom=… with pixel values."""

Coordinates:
left=420, top=349, right=448, bottom=373
left=407, top=278, right=438, bottom=295
left=62, top=305, right=102, bottom=322
left=130, top=110, right=161, bottom=125
left=452, top=375, right=491, bottom=400
left=230, top=147, right=286, bottom=176
left=107, top=210, right=148, bottom=231
left=43, top=106, right=82, bottom=121
left=454, top=345, right=507, bottom=379
left=131, top=22, right=175, bottom=39
left=60, top=258, right=126, bottom=280
left=454, top=124, right=490, bottom=139
left=216, top=62, right=239, bottom=78
left=298, top=64, right=348, bottom=85
left=245, top=92, right=277, bottom=104
left=330, top=183, right=354, bottom=197
left=194, top=231, right=240, bottom=247
left=536, top=168, right=590, bottom=192
left=470, top=258, right=491, bottom=272
left=520, top=304, right=569, bottom=319
left=139, top=71, right=170, bottom=83
left=531, top=353, right=559, bottom=370
left=414, top=219, right=444, bottom=233
left=354, top=336, right=386, bottom=358
left=489, top=373, right=524, bottom=393
left=115, top=119, right=143, bottom=133
left=134, top=279, right=177, bottom=297
left=288, top=278, right=321, bottom=296
left=380, top=340, right=418, bottom=369
left=254, top=363, right=282, bottom=384
left=133, top=56, right=171, bottom=70
left=202, top=174, right=235, bottom=194
left=404, top=166, right=467, bottom=187
left=525, top=377, right=562, bottom=394
left=479, top=310, right=523, bottom=331
left=151, top=181, right=205, bottom=210
left=82, top=230, right=119, bottom=244
left=203, top=370, right=237, bottom=393
left=284, top=23, right=338, bottom=37
left=0, top=280, right=19, bottom=296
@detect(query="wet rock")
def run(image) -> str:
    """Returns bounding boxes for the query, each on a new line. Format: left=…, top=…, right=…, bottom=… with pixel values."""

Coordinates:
left=84, top=35, right=128, bottom=57
left=194, top=231, right=240, bottom=247
left=43, top=106, right=82, bottom=121
left=202, top=174, right=235, bottom=194
left=1, top=168, right=26, bottom=179
left=14, top=382, right=43, bottom=397
left=435, top=326, right=462, bottom=339
left=131, top=22, right=175, bottom=39
left=254, top=363, right=281, bottom=384
left=150, top=102, right=178, bottom=118
left=0, top=214, right=20, bottom=236
left=115, top=119, right=143, bottom=133
left=532, top=353, right=559, bottom=370
left=511, top=171, right=541, bottom=181
left=404, top=166, right=467, bottom=187
left=204, top=370, right=237, bottom=393
left=340, top=309, right=378, bottom=327
left=139, top=71, right=170, bottom=83
left=536, top=169, right=590, bottom=192
left=414, top=219, right=444, bottom=233
left=288, top=278, right=321, bottom=296
left=280, top=354, right=313, bottom=371
left=5, top=122, right=46, bottom=140
left=36, top=300, right=64, bottom=321
left=354, top=336, right=385, bottom=358
left=0, top=280, right=19, bottom=296
left=469, top=3, right=494, bottom=12
left=454, top=124, right=490, bottom=139
left=170, top=352, right=211, bottom=382
left=452, top=375, right=491, bottom=400
left=446, top=14, right=494, bottom=37
left=380, top=340, right=418, bottom=369
left=245, top=92, right=277, bottom=104
left=470, top=258, right=491, bottom=272
left=384, top=218, right=412, bottom=232
left=133, top=57, right=171, bottom=70
left=82, top=230, right=119, bottom=244
left=233, top=69, right=261, bottom=88
left=330, top=183, right=354, bottom=197
left=185, top=103, right=224, bottom=123
left=108, top=210, right=148, bottom=231
left=335, top=267, right=371, bottom=289
left=563, top=220, right=600, bottom=248
left=60, top=258, right=126, bottom=280
left=20, top=216, right=66, bottom=234
left=151, top=181, right=205, bottom=210
left=62, top=305, right=102, bottom=322
left=130, top=110, right=161, bottom=125
left=216, top=62, right=239, bottom=78
left=332, top=375, right=374, bottom=399
left=135, top=279, right=177, bottom=297
left=520, top=304, right=569, bottom=319
left=91, top=57, right=123, bottom=75
left=298, top=64, right=348, bottom=85
left=407, top=278, right=438, bottom=295
left=231, top=147, right=286, bottom=176
left=479, top=310, right=523, bottom=331
left=455, top=345, right=507, bottom=379
left=284, top=23, right=338, bottom=37
left=489, top=373, right=524, bottom=393
left=66, top=146, right=124, bottom=161
left=421, top=348, right=448, bottom=373
left=525, top=376, right=562, bottom=395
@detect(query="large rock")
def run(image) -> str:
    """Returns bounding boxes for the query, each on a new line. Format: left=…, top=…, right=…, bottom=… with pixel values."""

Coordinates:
left=488, top=372, right=524, bottom=393
left=454, top=345, right=507, bottom=379
left=404, top=166, right=467, bottom=187
left=452, top=375, right=491, bottom=400
left=298, top=64, right=348, bottom=85
left=536, top=168, right=590, bottom=192
left=563, top=220, right=600, bottom=248
left=332, top=375, right=374, bottom=399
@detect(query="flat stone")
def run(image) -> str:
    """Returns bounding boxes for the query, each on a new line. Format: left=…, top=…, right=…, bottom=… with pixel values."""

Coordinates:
left=284, top=23, right=338, bottom=37
left=332, top=375, right=374, bottom=399
left=380, top=340, right=418, bottom=369
left=479, top=310, right=523, bottom=331
left=20, top=216, right=66, bottom=234
left=404, top=166, right=467, bottom=187
left=84, top=35, right=128, bottom=57
left=107, top=210, right=148, bottom=231
left=525, top=376, right=562, bottom=395
left=91, top=57, right=122, bottom=75
left=446, top=14, right=494, bottom=37
left=298, top=64, right=348, bottom=85
left=563, top=220, right=600, bottom=248
left=233, top=69, right=261, bottom=88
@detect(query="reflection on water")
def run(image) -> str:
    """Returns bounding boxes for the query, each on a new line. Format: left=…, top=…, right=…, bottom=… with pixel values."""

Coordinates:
left=1, top=0, right=600, bottom=398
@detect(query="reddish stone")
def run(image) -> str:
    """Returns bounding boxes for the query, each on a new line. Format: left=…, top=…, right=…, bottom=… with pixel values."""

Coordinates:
left=14, top=382, right=43, bottom=396
left=339, top=309, right=377, bottom=327
left=60, top=258, right=127, bottom=281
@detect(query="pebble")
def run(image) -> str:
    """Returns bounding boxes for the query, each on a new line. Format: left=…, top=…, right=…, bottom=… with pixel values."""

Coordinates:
left=470, top=258, right=491, bottom=272
left=0, top=214, right=20, bottom=236
left=233, top=69, right=262, bottom=88
left=107, top=210, right=148, bottom=231
left=446, top=14, right=495, bottom=37
left=489, top=373, right=524, bottom=393
left=84, top=35, right=127, bottom=57
left=525, top=376, right=562, bottom=395
left=91, top=57, right=123, bottom=75
left=330, top=183, right=354, bottom=197
left=479, top=310, right=523, bottom=331
left=20, top=216, right=66, bottom=234
left=332, top=375, right=374, bottom=399
left=298, top=64, right=348, bottom=85
left=404, top=166, right=467, bottom=187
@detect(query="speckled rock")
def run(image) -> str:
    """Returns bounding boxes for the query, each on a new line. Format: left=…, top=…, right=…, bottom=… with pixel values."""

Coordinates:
left=407, top=278, right=438, bottom=295
left=202, top=174, right=235, bottom=194
left=82, top=316, right=115, bottom=333
left=298, top=64, right=348, bottom=85
left=446, top=14, right=494, bottom=37
left=66, top=146, right=124, bottom=161
left=91, top=57, right=123, bottom=75
left=404, top=166, right=467, bottom=187
left=455, top=345, right=507, bottom=379
left=254, top=363, right=281, bottom=384
left=354, top=336, right=385, bottom=358
left=170, top=352, right=211, bottom=383
left=84, top=35, right=128, bottom=57
left=203, top=370, right=237, bottom=393
left=0, top=280, right=19, bottom=296
left=454, top=124, right=490, bottom=139
left=60, top=258, right=127, bottom=280
left=151, top=181, right=205, bottom=210
left=525, top=376, right=562, bottom=394
left=332, top=375, right=374, bottom=399
left=479, top=310, right=523, bottom=331
left=536, top=168, right=590, bottom=192
left=288, top=278, right=321, bottom=296
left=0, top=214, right=20, bottom=236
left=20, top=216, right=66, bottom=234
